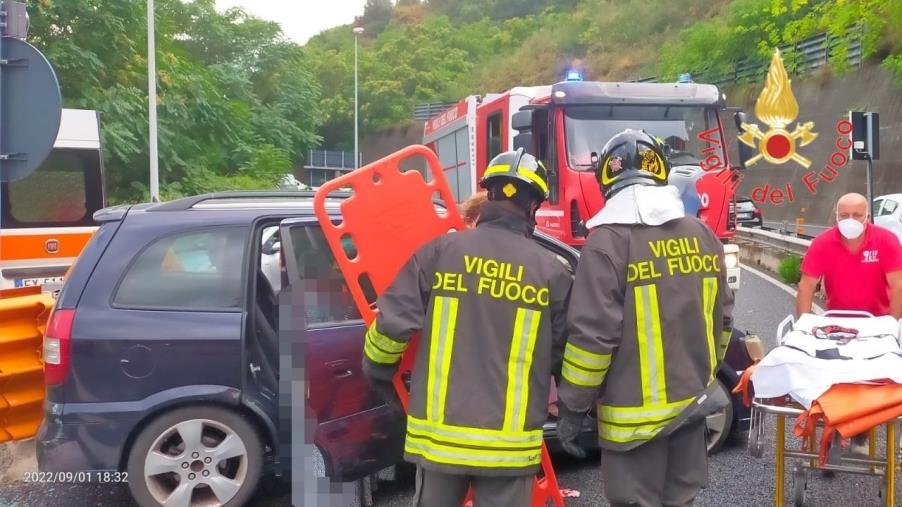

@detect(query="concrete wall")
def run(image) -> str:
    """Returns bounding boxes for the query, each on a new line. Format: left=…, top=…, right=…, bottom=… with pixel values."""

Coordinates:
left=727, top=64, right=902, bottom=227
left=360, top=121, right=426, bottom=165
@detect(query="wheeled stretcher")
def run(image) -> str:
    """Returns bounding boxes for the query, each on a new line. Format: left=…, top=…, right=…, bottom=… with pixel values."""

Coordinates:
left=747, top=311, right=902, bottom=507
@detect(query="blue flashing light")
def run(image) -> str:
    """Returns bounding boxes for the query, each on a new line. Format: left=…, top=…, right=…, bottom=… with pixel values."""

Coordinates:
left=678, top=73, right=694, bottom=84
left=565, top=70, right=584, bottom=82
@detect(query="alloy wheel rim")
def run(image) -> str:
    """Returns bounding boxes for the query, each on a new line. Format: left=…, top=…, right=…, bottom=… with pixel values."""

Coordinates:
left=143, top=418, right=249, bottom=507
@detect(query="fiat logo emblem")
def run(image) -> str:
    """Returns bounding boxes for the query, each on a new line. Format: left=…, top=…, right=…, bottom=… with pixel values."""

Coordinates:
left=45, top=239, right=60, bottom=254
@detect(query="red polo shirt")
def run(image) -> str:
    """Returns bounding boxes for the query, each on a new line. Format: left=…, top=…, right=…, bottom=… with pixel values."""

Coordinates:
left=801, top=223, right=902, bottom=316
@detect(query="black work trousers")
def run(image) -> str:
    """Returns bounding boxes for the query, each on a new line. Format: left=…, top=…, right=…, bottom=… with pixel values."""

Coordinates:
left=601, top=419, right=708, bottom=507
left=411, top=467, right=533, bottom=507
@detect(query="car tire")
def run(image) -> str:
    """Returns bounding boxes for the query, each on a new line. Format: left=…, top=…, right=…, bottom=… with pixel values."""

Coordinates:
left=126, top=405, right=264, bottom=507
left=706, top=378, right=734, bottom=454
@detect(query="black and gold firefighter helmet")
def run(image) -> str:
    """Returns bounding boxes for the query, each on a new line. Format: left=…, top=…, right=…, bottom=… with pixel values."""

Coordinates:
left=596, top=129, right=670, bottom=199
left=479, top=148, right=550, bottom=204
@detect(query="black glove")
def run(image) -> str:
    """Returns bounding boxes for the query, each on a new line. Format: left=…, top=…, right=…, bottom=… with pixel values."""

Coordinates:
left=370, top=377, right=404, bottom=415
left=557, top=404, right=587, bottom=459
left=362, top=359, right=404, bottom=415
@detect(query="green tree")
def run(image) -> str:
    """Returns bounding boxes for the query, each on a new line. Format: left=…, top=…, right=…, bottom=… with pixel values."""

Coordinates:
left=28, top=0, right=322, bottom=202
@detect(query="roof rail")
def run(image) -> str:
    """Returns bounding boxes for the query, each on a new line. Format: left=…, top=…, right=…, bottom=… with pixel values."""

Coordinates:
left=147, top=190, right=353, bottom=212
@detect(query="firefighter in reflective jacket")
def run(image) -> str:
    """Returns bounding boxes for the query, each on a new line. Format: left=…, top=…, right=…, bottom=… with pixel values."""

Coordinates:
left=556, top=130, right=735, bottom=507
left=362, top=148, right=572, bottom=507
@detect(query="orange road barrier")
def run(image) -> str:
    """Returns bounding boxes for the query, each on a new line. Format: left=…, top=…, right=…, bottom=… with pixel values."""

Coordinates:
left=314, top=145, right=566, bottom=507
left=0, top=293, right=53, bottom=443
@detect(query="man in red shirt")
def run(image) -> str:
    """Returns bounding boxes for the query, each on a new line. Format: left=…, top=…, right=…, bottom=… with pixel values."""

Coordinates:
left=797, top=193, right=902, bottom=318
left=796, top=192, right=902, bottom=456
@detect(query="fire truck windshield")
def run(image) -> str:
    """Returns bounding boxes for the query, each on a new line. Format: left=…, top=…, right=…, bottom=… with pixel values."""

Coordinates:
left=564, top=105, right=723, bottom=170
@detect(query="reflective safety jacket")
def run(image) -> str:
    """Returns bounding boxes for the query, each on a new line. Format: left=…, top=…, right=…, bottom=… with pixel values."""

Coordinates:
left=362, top=202, right=572, bottom=476
left=558, top=215, right=734, bottom=451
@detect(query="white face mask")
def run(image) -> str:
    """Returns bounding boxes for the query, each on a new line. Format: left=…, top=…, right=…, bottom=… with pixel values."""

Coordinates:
left=837, top=217, right=865, bottom=239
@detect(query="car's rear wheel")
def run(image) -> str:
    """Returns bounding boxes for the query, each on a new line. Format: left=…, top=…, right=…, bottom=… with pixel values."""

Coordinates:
left=126, top=406, right=264, bottom=507
left=705, top=378, right=734, bottom=454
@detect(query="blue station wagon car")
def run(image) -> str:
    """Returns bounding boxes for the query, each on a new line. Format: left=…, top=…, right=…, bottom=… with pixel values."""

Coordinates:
left=37, top=191, right=754, bottom=507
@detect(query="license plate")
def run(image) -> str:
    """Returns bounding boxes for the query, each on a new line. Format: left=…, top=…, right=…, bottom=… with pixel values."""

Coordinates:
left=738, top=213, right=752, bottom=219
left=14, top=276, right=65, bottom=288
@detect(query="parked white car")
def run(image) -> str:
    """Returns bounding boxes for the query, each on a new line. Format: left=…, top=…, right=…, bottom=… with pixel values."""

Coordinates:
left=873, top=193, right=902, bottom=243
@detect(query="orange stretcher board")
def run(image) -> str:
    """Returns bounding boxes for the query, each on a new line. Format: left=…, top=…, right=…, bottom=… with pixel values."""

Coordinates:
left=313, top=145, right=565, bottom=507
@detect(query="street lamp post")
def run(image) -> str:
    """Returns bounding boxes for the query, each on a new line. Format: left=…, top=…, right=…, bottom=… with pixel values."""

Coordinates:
left=148, top=0, right=159, bottom=201
left=353, top=27, right=365, bottom=169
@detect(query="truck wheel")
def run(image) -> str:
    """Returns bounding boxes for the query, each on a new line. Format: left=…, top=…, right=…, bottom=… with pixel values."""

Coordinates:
left=706, top=378, right=734, bottom=454
left=126, top=406, right=264, bottom=507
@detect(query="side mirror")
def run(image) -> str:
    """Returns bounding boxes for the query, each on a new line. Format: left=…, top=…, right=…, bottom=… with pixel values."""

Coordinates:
left=513, top=133, right=535, bottom=152
left=733, top=111, right=754, bottom=170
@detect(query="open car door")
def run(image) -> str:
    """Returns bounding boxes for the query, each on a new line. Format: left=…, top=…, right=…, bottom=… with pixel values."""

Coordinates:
left=312, top=145, right=565, bottom=507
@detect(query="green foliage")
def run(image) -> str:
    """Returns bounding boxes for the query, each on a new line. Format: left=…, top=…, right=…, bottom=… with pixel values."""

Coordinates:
left=778, top=254, right=802, bottom=285
left=657, top=0, right=901, bottom=82
left=30, top=0, right=902, bottom=203
left=28, top=0, right=322, bottom=203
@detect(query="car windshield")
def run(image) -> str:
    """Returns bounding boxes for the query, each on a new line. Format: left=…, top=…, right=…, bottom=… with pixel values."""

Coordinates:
left=564, top=105, right=724, bottom=170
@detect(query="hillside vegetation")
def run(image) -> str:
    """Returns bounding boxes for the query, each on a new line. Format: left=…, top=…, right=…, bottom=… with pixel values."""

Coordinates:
left=26, top=1, right=902, bottom=201
left=308, top=0, right=902, bottom=150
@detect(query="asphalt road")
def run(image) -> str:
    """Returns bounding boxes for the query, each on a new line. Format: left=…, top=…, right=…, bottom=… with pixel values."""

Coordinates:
left=1, top=266, right=898, bottom=506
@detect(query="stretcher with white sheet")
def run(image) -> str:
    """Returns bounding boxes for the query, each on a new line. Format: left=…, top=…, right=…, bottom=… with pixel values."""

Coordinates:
left=746, top=310, right=902, bottom=507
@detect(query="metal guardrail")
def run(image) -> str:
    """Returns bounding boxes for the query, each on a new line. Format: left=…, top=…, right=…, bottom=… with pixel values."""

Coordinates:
left=736, top=226, right=811, bottom=256
left=634, top=27, right=862, bottom=85
left=761, top=220, right=832, bottom=239
left=413, top=102, right=456, bottom=121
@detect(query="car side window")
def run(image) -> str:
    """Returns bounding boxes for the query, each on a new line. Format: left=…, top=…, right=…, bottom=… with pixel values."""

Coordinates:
left=288, top=225, right=362, bottom=325
left=878, top=199, right=898, bottom=217
left=114, top=227, right=248, bottom=310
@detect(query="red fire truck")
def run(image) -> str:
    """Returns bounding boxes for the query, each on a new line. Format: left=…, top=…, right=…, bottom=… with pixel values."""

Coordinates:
left=423, top=78, right=743, bottom=289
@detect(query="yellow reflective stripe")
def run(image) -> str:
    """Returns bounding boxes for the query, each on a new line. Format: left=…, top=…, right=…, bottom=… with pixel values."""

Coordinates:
left=563, top=342, right=611, bottom=371
left=599, top=419, right=672, bottom=443
left=517, top=167, right=549, bottom=195
left=702, top=277, right=718, bottom=379
left=405, top=436, right=542, bottom=468
left=407, top=418, right=542, bottom=448
left=407, top=415, right=542, bottom=440
left=482, top=164, right=548, bottom=196
left=635, top=284, right=666, bottom=406
left=364, top=339, right=402, bottom=364
left=366, top=323, right=407, bottom=354
left=427, top=296, right=458, bottom=423
left=561, top=361, right=604, bottom=387
left=719, top=329, right=731, bottom=360
left=407, top=425, right=540, bottom=450
left=484, top=164, right=511, bottom=176
left=599, top=398, right=693, bottom=423
left=504, top=308, right=541, bottom=432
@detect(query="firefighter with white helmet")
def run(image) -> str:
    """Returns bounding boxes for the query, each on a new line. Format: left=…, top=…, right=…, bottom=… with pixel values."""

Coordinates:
left=555, top=129, right=735, bottom=506
left=362, top=148, right=572, bottom=506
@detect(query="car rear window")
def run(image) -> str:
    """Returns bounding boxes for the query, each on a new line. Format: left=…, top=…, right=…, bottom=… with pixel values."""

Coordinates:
left=114, top=226, right=248, bottom=310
